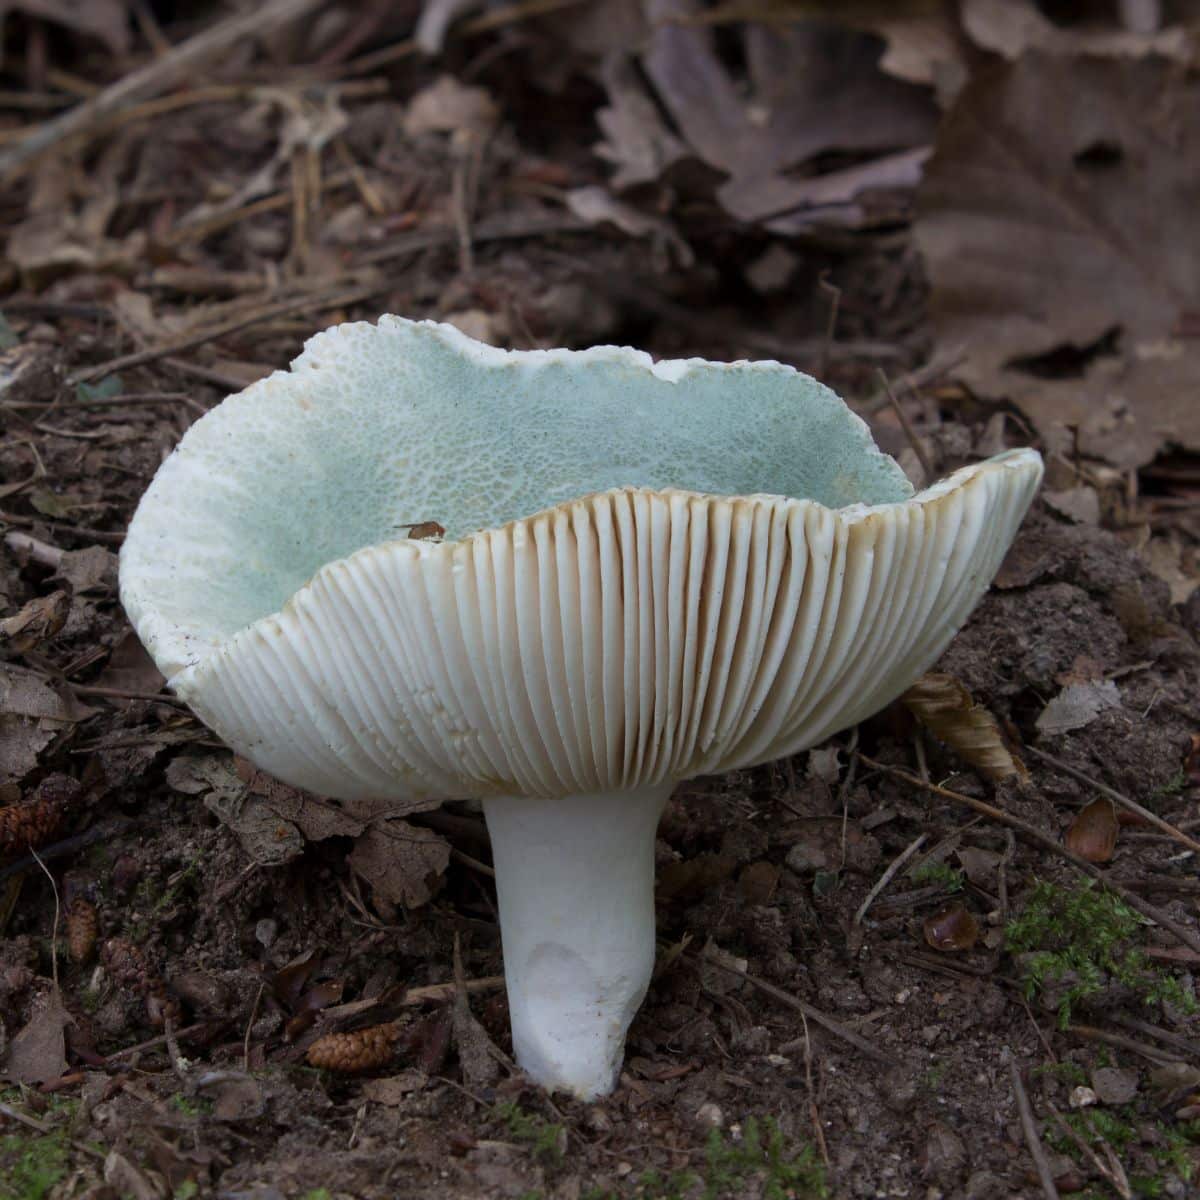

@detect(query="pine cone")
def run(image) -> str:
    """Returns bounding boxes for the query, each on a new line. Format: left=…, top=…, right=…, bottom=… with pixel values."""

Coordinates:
left=0, top=774, right=79, bottom=851
left=307, top=1022, right=399, bottom=1072
left=66, top=898, right=99, bottom=964
left=101, top=937, right=151, bottom=991
left=101, top=937, right=180, bottom=1027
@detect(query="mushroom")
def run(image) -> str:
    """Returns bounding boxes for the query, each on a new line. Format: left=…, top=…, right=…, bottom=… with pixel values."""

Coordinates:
left=120, top=316, right=1042, bottom=1099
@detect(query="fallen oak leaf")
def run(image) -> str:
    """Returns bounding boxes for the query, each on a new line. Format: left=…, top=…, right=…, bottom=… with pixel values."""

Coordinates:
left=915, top=54, right=1200, bottom=468
left=640, top=0, right=935, bottom=226
left=0, top=990, right=70, bottom=1084
left=348, top=818, right=450, bottom=912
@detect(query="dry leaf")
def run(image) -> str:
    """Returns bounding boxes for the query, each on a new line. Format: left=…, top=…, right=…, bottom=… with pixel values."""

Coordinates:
left=55, top=545, right=117, bottom=593
left=956, top=846, right=1001, bottom=887
left=348, top=819, right=450, bottom=910
left=403, top=75, right=498, bottom=138
left=1043, top=487, right=1101, bottom=526
left=414, top=0, right=480, bottom=54
left=1065, top=798, right=1119, bottom=863
left=1036, top=680, right=1122, bottom=736
left=361, top=1070, right=429, bottom=1105
left=962, top=0, right=1192, bottom=62
left=0, top=0, right=131, bottom=58
left=902, top=672, right=1026, bottom=782
left=0, top=990, right=69, bottom=1084
left=916, top=54, right=1200, bottom=468
left=565, top=186, right=693, bottom=266
left=640, top=1, right=935, bottom=226
left=236, top=759, right=368, bottom=842
left=94, top=631, right=167, bottom=696
left=0, top=590, right=69, bottom=652
left=594, top=54, right=692, bottom=191
left=922, top=902, right=980, bottom=952
left=168, top=755, right=303, bottom=865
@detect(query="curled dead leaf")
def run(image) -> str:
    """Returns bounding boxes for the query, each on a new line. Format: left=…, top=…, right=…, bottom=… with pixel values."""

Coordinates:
left=902, top=672, right=1027, bottom=782
left=923, top=902, right=979, bottom=952
left=348, top=819, right=450, bottom=911
left=0, top=590, right=69, bottom=653
left=1065, top=798, right=1118, bottom=864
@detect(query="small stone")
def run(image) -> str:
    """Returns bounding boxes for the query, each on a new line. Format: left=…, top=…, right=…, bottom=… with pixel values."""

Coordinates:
left=1069, top=1085, right=1098, bottom=1109
left=785, top=840, right=829, bottom=873
left=922, top=1121, right=966, bottom=1185
left=963, top=1169, right=1006, bottom=1200
left=695, top=1102, right=724, bottom=1130
left=1091, top=1066, right=1138, bottom=1105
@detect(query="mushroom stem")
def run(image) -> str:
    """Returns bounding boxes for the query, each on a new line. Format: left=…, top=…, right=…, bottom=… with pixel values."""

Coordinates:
left=482, top=783, right=672, bottom=1100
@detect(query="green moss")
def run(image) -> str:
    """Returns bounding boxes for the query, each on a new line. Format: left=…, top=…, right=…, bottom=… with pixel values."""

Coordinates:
left=0, top=1129, right=69, bottom=1200
left=494, top=1102, right=566, bottom=1164
left=635, top=1118, right=826, bottom=1200
left=1007, top=880, right=1198, bottom=1027
left=1047, top=1107, right=1199, bottom=1196
left=911, top=862, right=964, bottom=893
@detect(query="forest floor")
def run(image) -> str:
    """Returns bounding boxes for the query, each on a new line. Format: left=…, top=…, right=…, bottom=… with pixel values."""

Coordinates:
left=1, top=3, right=1200, bottom=1198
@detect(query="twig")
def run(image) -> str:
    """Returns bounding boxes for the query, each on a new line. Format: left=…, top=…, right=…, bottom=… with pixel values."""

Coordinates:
left=0, top=1102, right=53, bottom=1134
left=853, top=833, right=927, bottom=928
left=1009, top=1059, right=1060, bottom=1200
left=1024, top=745, right=1200, bottom=857
left=244, top=982, right=265, bottom=1072
left=1111, top=1014, right=1200, bottom=1063
left=63, top=391, right=196, bottom=410
left=696, top=953, right=897, bottom=1065
left=858, top=754, right=1200, bottom=958
left=1, top=512, right=124, bottom=545
left=817, top=272, right=840, bottom=380
left=449, top=847, right=495, bottom=878
left=69, top=281, right=387, bottom=385
left=30, top=848, right=60, bottom=991
left=103, top=1021, right=220, bottom=1063
left=877, top=368, right=934, bottom=482
left=858, top=348, right=968, bottom=415
left=334, top=0, right=588, bottom=77
left=0, top=819, right=135, bottom=885
left=0, top=0, right=325, bottom=180
left=1066, top=1024, right=1175, bottom=1065
left=163, top=1017, right=190, bottom=1089
left=1045, top=1101, right=1133, bottom=1200
left=67, top=683, right=186, bottom=706
left=400, top=976, right=505, bottom=1006
left=163, top=357, right=255, bottom=394
left=801, top=1012, right=830, bottom=1169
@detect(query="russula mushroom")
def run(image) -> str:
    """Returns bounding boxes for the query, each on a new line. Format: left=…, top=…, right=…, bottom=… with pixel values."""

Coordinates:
left=120, top=316, right=1042, bottom=1099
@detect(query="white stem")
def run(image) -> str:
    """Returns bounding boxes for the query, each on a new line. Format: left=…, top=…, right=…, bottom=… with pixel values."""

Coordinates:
left=482, top=784, right=671, bottom=1100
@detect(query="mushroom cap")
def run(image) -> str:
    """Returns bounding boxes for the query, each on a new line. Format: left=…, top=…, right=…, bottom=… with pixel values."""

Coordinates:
left=120, top=317, right=1042, bottom=805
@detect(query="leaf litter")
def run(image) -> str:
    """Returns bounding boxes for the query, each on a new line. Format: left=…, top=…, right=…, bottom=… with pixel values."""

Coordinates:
left=0, top=1, right=1198, bottom=1196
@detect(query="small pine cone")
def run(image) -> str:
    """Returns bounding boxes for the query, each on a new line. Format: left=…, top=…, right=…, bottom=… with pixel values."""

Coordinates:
left=307, top=1022, right=399, bottom=1073
left=101, top=937, right=151, bottom=992
left=0, top=774, right=79, bottom=851
left=66, top=898, right=98, bottom=964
